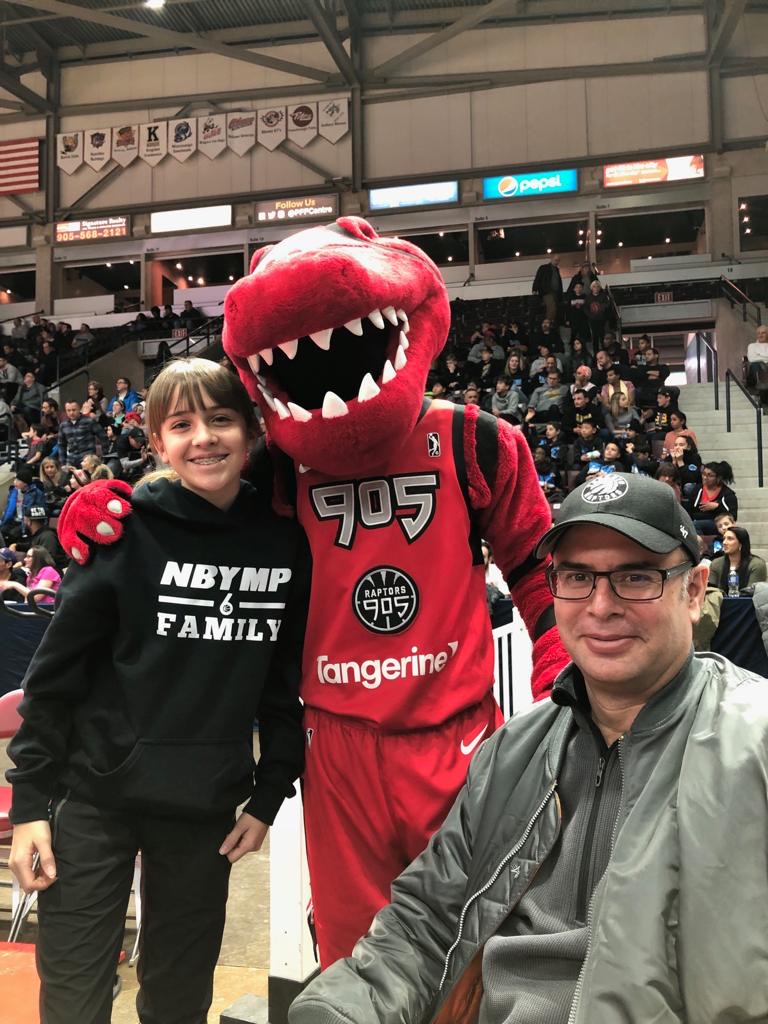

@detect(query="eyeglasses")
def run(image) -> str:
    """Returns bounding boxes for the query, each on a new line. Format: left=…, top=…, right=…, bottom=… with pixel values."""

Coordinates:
left=547, top=560, right=691, bottom=601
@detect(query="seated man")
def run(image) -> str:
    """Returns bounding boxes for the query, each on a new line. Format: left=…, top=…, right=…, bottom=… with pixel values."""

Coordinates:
left=746, top=324, right=768, bottom=388
left=289, top=474, right=768, bottom=1024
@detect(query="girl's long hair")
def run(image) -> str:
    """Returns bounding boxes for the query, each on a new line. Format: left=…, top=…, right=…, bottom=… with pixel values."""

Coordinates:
left=27, top=545, right=56, bottom=577
left=725, top=526, right=753, bottom=588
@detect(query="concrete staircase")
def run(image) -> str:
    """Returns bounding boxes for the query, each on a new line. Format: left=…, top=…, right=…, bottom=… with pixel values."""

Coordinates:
left=677, top=382, right=768, bottom=556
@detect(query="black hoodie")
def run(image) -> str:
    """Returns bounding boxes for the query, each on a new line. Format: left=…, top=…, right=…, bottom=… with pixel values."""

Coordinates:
left=8, top=477, right=310, bottom=825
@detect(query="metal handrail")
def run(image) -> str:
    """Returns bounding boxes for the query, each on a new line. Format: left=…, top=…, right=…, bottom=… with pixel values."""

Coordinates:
left=0, top=308, right=45, bottom=326
left=694, top=331, right=719, bottom=410
left=725, top=369, right=763, bottom=487
left=720, top=276, right=762, bottom=326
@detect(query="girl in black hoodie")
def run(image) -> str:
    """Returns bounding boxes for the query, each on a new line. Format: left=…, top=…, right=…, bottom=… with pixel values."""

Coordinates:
left=7, top=358, right=309, bottom=1024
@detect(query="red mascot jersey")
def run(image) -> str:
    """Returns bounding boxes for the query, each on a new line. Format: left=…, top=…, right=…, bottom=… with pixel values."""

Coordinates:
left=297, top=401, right=493, bottom=731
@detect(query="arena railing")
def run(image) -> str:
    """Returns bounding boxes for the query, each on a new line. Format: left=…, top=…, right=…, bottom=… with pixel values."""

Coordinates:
left=694, top=330, right=719, bottom=410
left=725, top=369, right=764, bottom=488
left=719, top=276, right=762, bottom=327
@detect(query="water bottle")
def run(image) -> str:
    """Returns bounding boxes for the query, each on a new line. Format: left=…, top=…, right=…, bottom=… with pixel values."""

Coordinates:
left=727, top=569, right=740, bottom=597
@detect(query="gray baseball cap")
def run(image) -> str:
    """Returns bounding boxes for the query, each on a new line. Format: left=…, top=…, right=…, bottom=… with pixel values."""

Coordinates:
left=535, top=473, right=701, bottom=565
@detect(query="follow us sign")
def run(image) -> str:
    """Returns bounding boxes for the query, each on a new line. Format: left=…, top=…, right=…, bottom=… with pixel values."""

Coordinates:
left=483, top=169, right=579, bottom=200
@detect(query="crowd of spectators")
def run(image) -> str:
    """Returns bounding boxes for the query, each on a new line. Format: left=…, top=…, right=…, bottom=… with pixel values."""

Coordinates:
left=428, top=297, right=766, bottom=595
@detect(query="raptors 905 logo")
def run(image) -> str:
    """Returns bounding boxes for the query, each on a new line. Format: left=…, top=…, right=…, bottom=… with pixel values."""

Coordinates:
left=353, top=566, right=419, bottom=634
left=310, top=473, right=439, bottom=549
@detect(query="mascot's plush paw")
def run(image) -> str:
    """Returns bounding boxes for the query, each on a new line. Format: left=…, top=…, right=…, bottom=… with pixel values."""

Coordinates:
left=58, top=479, right=134, bottom=565
left=531, top=624, right=570, bottom=701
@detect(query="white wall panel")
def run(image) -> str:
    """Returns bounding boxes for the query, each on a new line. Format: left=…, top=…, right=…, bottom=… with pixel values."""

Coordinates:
left=586, top=72, right=709, bottom=154
left=365, top=15, right=705, bottom=76
left=722, top=75, right=768, bottom=140
left=470, top=81, right=588, bottom=168
left=61, top=43, right=336, bottom=106
left=365, top=94, right=472, bottom=178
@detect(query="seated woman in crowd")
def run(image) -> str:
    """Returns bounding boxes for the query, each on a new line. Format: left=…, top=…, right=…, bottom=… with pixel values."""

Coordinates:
left=39, top=457, right=69, bottom=513
left=503, top=351, right=527, bottom=389
left=86, top=379, right=108, bottom=414
left=107, top=398, right=126, bottom=433
left=0, top=545, right=61, bottom=603
left=707, top=526, right=767, bottom=593
left=569, top=364, right=598, bottom=402
left=662, top=410, right=698, bottom=453
left=691, top=461, right=738, bottom=534
left=562, top=336, right=592, bottom=380
left=663, top=435, right=702, bottom=500
left=604, top=392, right=639, bottom=440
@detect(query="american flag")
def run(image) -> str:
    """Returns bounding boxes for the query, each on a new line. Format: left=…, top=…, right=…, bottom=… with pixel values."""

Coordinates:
left=0, top=138, right=40, bottom=196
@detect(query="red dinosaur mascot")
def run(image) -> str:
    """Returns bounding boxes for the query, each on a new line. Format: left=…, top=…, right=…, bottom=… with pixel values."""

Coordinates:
left=59, top=216, right=568, bottom=967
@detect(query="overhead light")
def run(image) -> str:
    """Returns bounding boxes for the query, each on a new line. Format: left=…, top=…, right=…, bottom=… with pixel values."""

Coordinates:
left=228, top=275, right=234, bottom=282
left=447, top=256, right=453, bottom=262
left=5, top=289, right=11, bottom=295
left=596, top=238, right=602, bottom=244
left=176, top=262, right=183, bottom=270
left=546, top=248, right=552, bottom=254
left=745, top=228, right=752, bottom=234
left=665, top=237, right=671, bottom=243
left=187, top=275, right=193, bottom=281
left=578, top=239, right=584, bottom=246
left=597, top=229, right=602, bottom=235
left=129, top=260, right=134, bottom=265
left=144, top=0, right=165, bottom=9
left=618, top=241, right=624, bottom=247
left=438, top=231, right=445, bottom=237
left=498, top=228, right=505, bottom=239
left=105, top=262, right=112, bottom=268
left=647, top=255, right=653, bottom=260
left=578, top=229, right=584, bottom=236
left=123, top=284, right=129, bottom=290
left=740, top=202, right=747, bottom=210
left=743, top=216, right=750, bottom=223
left=197, top=277, right=205, bottom=285
left=514, top=251, right=520, bottom=257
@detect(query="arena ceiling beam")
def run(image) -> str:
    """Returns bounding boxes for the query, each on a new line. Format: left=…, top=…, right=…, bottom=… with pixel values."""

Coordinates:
left=370, top=0, right=523, bottom=79
left=708, top=0, right=749, bottom=62
left=0, top=64, right=52, bottom=112
left=10, top=0, right=332, bottom=82
left=304, top=0, right=360, bottom=85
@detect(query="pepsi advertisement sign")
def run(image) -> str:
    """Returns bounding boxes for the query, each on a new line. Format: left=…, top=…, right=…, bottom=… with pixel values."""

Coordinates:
left=483, top=168, right=579, bottom=201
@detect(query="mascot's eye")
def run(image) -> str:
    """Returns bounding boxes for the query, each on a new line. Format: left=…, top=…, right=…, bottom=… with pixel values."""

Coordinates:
left=336, top=216, right=378, bottom=242
left=249, top=244, right=274, bottom=274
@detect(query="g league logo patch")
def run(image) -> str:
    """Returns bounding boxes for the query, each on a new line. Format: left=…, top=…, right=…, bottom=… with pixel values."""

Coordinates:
left=581, top=475, right=629, bottom=504
left=352, top=566, right=419, bottom=634
left=427, top=432, right=441, bottom=457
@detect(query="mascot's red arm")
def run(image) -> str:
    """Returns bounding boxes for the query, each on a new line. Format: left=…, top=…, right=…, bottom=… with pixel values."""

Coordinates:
left=462, top=403, right=569, bottom=700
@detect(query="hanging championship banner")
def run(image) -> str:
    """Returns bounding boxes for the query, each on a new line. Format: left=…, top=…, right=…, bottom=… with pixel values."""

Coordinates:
left=83, top=129, right=111, bottom=171
left=257, top=107, right=286, bottom=151
left=112, top=124, right=139, bottom=168
left=139, top=121, right=168, bottom=167
left=287, top=103, right=317, bottom=148
left=227, top=112, right=257, bottom=156
left=56, top=131, right=83, bottom=175
left=197, top=114, right=227, bottom=159
left=318, top=98, right=349, bottom=143
left=168, top=117, right=197, bottom=163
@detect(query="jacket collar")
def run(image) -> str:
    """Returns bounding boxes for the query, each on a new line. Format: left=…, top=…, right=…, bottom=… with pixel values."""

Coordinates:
left=551, top=647, right=699, bottom=736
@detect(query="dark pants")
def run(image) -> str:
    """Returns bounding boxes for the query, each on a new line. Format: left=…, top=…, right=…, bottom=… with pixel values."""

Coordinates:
left=37, top=796, right=233, bottom=1024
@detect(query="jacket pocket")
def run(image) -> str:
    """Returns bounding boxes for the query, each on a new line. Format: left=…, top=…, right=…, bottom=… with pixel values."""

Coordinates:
left=87, top=738, right=255, bottom=817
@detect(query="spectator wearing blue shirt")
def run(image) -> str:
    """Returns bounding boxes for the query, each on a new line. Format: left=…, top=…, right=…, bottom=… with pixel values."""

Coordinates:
left=106, top=376, right=141, bottom=413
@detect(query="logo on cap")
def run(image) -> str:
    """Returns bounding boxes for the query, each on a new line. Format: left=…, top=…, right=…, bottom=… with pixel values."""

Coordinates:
left=581, top=475, right=629, bottom=505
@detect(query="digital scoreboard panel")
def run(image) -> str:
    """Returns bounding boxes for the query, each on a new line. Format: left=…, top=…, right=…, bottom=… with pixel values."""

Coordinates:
left=55, top=215, right=130, bottom=243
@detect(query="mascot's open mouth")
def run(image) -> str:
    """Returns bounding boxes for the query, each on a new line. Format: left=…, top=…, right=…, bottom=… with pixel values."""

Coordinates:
left=245, top=305, right=411, bottom=422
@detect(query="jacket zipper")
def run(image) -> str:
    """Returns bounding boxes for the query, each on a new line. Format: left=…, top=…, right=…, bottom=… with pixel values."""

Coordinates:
left=567, top=737, right=624, bottom=1024
left=574, top=750, right=611, bottom=922
left=438, top=780, right=557, bottom=992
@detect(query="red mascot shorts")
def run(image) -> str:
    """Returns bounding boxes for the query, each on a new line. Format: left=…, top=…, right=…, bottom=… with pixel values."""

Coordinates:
left=302, top=691, right=502, bottom=968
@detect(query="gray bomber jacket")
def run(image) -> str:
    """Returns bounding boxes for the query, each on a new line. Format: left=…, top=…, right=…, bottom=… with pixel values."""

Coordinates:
left=289, top=653, right=768, bottom=1024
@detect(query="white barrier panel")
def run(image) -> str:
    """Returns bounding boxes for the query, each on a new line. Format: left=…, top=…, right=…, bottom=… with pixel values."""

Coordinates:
left=268, top=611, right=534, bottom=1019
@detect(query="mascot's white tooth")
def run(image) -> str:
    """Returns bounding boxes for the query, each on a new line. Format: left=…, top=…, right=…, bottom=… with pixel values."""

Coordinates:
left=368, top=309, right=385, bottom=330
left=382, top=306, right=399, bottom=326
left=258, top=385, right=276, bottom=412
left=357, top=373, right=381, bottom=402
left=287, top=401, right=312, bottom=423
left=344, top=318, right=363, bottom=336
left=399, top=330, right=409, bottom=350
left=256, top=374, right=266, bottom=385
left=247, top=353, right=261, bottom=374
left=278, top=339, right=299, bottom=359
left=274, top=398, right=290, bottom=420
left=298, top=464, right=312, bottom=474
left=310, top=328, right=332, bottom=350
left=381, top=359, right=396, bottom=384
left=394, top=346, right=408, bottom=370
left=321, top=391, right=349, bottom=418
left=260, top=348, right=274, bottom=366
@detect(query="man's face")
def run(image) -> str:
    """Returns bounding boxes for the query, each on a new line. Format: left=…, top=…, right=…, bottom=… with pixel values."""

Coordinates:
left=432, top=381, right=445, bottom=397
left=756, top=326, right=768, bottom=344
left=541, top=320, right=551, bottom=332
left=596, top=351, right=608, bottom=368
left=480, top=348, right=492, bottom=362
left=552, top=525, right=705, bottom=698
left=590, top=281, right=601, bottom=295
left=546, top=373, right=560, bottom=388
left=65, top=402, right=80, bottom=422
left=495, top=379, right=509, bottom=394
left=645, top=349, right=659, bottom=364
left=607, top=369, right=619, bottom=384
left=657, top=393, right=670, bottom=407
left=13, top=477, right=27, bottom=492
left=573, top=392, right=587, bottom=408
left=184, top=301, right=193, bottom=311
left=545, top=356, right=557, bottom=371
left=715, top=514, right=735, bottom=536
left=551, top=256, right=560, bottom=267
left=464, top=389, right=479, bottom=405
left=23, top=372, right=34, bottom=386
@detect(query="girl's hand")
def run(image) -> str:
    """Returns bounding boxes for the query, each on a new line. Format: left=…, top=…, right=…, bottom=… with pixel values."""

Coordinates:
left=219, top=812, right=269, bottom=864
left=9, top=820, right=57, bottom=892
